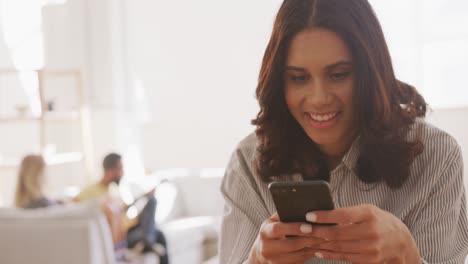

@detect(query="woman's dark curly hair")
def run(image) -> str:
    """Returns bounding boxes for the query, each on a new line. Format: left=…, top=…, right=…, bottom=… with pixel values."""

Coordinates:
left=252, top=0, right=427, bottom=188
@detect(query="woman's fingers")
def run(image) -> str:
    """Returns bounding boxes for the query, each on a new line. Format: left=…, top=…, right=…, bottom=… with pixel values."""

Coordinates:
left=312, top=239, right=377, bottom=254
left=310, top=221, right=380, bottom=241
left=307, top=204, right=377, bottom=225
left=261, top=219, right=315, bottom=239
left=256, top=212, right=327, bottom=259
left=259, top=236, right=325, bottom=256
left=268, top=248, right=318, bottom=264
left=314, top=249, right=381, bottom=264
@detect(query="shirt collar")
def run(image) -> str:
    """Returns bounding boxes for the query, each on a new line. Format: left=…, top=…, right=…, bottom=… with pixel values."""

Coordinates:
left=340, top=136, right=361, bottom=173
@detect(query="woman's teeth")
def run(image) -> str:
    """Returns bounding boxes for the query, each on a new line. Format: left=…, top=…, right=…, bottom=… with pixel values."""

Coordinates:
left=308, top=112, right=338, bottom=122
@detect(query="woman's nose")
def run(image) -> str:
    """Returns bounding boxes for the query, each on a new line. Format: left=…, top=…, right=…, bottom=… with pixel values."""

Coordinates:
left=304, top=80, right=332, bottom=107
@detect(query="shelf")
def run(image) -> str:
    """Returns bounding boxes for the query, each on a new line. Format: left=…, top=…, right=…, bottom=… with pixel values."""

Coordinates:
left=0, top=116, right=40, bottom=122
left=0, top=152, right=83, bottom=169
left=44, top=111, right=80, bottom=121
left=0, top=68, right=80, bottom=76
left=0, top=68, right=94, bottom=180
left=0, top=111, right=80, bottom=123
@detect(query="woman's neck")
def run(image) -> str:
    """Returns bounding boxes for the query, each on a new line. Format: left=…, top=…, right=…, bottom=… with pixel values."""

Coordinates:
left=320, top=136, right=356, bottom=171
left=326, top=156, right=342, bottom=171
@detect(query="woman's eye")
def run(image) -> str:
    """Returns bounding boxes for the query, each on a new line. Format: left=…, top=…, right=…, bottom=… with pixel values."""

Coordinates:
left=330, top=72, right=351, bottom=81
left=290, top=75, right=308, bottom=82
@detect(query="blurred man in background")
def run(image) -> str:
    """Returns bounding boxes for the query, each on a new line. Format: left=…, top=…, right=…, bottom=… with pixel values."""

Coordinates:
left=75, top=153, right=168, bottom=264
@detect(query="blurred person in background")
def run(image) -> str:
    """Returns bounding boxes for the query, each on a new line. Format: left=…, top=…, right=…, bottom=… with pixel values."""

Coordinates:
left=75, top=153, right=168, bottom=264
left=15, top=154, right=59, bottom=209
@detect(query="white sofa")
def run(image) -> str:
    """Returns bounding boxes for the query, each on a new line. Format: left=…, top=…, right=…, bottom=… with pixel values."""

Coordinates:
left=0, top=201, right=115, bottom=264
left=136, top=168, right=224, bottom=264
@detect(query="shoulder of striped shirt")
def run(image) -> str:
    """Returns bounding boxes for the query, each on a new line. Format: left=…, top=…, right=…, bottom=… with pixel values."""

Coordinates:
left=411, top=118, right=460, bottom=150
left=237, top=132, right=257, bottom=149
left=235, top=132, right=258, bottom=159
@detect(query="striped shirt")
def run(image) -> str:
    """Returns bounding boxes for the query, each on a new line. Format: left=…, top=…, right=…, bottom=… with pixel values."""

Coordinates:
left=219, top=119, right=468, bottom=263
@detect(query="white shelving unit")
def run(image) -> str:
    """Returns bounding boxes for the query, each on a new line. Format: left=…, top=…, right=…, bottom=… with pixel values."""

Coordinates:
left=0, top=69, right=94, bottom=181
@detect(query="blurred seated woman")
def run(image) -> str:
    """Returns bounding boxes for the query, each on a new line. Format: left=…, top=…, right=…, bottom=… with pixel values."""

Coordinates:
left=14, top=154, right=59, bottom=209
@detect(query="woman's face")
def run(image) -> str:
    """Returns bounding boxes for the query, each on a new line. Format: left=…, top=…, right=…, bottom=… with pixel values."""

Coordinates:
left=284, top=29, right=356, bottom=158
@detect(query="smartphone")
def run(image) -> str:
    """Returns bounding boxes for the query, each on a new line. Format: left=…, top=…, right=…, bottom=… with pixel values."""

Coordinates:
left=268, top=180, right=335, bottom=224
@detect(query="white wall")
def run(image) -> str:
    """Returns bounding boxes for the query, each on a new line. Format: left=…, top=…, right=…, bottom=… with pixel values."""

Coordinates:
left=370, top=0, right=468, bottom=108
left=125, top=0, right=283, bottom=169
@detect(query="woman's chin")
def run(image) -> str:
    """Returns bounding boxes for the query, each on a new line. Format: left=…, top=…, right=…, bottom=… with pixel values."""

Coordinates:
left=309, top=137, right=337, bottom=148
left=307, top=133, right=342, bottom=151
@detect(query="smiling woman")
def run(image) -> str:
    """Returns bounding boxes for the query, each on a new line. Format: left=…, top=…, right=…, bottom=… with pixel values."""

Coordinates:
left=219, top=0, right=468, bottom=263
left=252, top=0, right=426, bottom=188
left=283, top=29, right=356, bottom=170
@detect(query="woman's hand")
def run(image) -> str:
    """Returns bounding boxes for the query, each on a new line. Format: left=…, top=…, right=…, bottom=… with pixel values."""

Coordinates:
left=248, top=213, right=325, bottom=264
left=306, top=204, right=421, bottom=263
